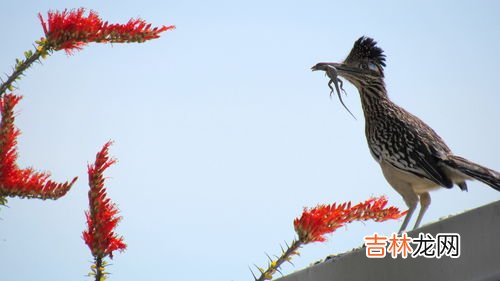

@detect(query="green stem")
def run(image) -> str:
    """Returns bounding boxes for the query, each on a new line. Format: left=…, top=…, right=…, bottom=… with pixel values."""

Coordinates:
left=0, top=48, right=43, bottom=96
left=256, top=239, right=303, bottom=281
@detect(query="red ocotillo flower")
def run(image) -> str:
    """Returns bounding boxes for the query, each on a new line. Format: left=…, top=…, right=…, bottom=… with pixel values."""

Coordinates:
left=83, top=141, right=126, bottom=260
left=0, top=94, right=77, bottom=200
left=294, top=196, right=406, bottom=243
left=38, top=8, right=175, bottom=53
left=253, top=196, right=406, bottom=281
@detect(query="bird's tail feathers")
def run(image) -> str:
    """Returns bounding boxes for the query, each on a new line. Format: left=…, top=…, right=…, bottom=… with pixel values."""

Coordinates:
left=444, top=155, right=500, bottom=191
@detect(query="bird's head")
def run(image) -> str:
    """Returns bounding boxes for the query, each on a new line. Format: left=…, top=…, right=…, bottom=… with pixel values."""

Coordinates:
left=312, top=36, right=386, bottom=87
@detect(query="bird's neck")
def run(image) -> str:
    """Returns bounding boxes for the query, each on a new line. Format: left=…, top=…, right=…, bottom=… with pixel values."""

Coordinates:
left=357, top=79, right=391, bottom=117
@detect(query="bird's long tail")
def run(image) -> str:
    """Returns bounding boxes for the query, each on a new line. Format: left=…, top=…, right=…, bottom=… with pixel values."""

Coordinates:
left=444, top=155, right=500, bottom=191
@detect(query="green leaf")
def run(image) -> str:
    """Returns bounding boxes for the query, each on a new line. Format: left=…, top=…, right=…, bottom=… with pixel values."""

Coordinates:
left=24, top=50, right=33, bottom=59
left=0, top=196, right=7, bottom=206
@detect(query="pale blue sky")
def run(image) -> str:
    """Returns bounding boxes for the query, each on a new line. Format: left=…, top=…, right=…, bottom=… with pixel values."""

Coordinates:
left=0, top=1, right=499, bottom=281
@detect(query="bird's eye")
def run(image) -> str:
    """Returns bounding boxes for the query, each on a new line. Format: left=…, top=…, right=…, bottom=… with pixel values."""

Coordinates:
left=360, top=63, right=368, bottom=70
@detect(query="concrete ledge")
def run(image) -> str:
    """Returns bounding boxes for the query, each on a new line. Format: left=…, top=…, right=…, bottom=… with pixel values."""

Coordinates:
left=277, top=200, right=500, bottom=281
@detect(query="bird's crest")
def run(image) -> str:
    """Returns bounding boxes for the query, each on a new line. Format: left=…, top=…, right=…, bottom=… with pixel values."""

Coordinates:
left=344, top=36, right=386, bottom=70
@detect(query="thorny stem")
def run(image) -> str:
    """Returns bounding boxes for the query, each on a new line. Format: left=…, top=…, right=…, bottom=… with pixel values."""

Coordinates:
left=95, top=256, right=104, bottom=281
left=255, top=239, right=303, bottom=281
left=0, top=47, right=44, bottom=96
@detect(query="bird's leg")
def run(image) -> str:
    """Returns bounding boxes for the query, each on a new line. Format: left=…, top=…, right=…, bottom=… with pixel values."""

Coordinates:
left=413, top=192, right=431, bottom=230
left=398, top=193, right=419, bottom=233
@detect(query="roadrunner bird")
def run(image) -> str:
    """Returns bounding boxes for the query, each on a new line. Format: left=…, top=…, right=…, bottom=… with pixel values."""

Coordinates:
left=312, top=36, right=500, bottom=232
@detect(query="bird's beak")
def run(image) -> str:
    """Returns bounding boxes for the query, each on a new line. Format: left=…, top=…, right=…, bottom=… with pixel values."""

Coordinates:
left=310, top=62, right=331, bottom=71
left=311, top=62, right=362, bottom=75
left=310, top=64, right=322, bottom=71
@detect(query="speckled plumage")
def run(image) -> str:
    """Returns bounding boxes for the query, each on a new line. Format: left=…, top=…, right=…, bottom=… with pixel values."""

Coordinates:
left=360, top=81, right=456, bottom=189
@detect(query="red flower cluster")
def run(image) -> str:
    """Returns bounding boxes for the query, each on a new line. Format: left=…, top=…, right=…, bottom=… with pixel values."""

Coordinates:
left=0, top=94, right=77, bottom=200
left=294, top=197, right=406, bottom=243
left=38, top=8, right=175, bottom=53
left=83, top=141, right=126, bottom=259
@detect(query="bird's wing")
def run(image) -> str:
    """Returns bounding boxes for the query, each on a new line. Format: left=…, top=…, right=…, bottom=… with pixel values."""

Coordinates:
left=381, top=108, right=454, bottom=188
